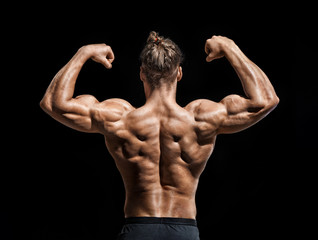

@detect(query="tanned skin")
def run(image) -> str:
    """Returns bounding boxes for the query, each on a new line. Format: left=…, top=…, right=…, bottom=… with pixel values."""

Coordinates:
left=40, top=36, right=279, bottom=219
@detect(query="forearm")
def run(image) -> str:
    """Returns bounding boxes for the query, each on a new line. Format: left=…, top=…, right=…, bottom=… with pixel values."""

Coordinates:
left=40, top=47, right=91, bottom=111
left=224, top=42, right=279, bottom=107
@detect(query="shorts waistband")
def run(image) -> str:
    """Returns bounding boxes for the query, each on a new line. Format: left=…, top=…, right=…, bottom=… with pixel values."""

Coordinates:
left=125, top=217, right=197, bottom=226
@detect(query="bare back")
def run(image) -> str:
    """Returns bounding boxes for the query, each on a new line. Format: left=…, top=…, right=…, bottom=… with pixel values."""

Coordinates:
left=93, top=98, right=221, bottom=219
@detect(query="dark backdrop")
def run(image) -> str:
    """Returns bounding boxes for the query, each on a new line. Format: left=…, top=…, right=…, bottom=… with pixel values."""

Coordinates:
left=3, top=5, right=307, bottom=240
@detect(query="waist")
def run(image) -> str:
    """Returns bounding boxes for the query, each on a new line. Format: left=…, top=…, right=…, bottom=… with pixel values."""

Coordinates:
left=125, top=217, right=197, bottom=227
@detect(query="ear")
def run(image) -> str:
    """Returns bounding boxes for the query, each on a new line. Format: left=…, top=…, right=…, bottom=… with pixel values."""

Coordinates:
left=177, top=66, right=183, bottom=82
left=140, top=66, right=146, bottom=82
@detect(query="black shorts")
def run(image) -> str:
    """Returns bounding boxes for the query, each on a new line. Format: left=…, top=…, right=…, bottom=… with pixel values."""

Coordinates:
left=117, top=217, right=200, bottom=240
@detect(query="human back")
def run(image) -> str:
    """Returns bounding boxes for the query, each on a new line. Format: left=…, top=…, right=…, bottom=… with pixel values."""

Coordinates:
left=101, top=92, right=218, bottom=219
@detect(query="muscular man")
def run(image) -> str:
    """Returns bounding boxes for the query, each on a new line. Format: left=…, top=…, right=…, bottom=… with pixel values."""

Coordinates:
left=40, top=32, right=279, bottom=239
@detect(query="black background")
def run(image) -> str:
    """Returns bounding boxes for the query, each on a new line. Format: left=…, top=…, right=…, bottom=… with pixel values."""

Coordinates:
left=3, top=4, right=313, bottom=240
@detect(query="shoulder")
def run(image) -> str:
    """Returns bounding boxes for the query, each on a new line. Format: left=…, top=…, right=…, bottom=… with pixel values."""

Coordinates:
left=100, top=98, right=134, bottom=110
left=185, top=99, right=226, bottom=119
left=185, top=99, right=227, bottom=132
left=91, top=98, right=135, bottom=122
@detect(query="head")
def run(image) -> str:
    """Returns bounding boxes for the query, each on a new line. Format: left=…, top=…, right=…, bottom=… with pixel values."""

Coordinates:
left=140, top=31, right=183, bottom=90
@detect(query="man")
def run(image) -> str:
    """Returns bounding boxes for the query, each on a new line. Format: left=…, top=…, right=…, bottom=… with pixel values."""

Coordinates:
left=40, top=31, right=279, bottom=239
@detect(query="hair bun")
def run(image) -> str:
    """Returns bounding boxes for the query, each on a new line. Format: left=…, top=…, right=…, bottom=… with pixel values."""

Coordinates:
left=147, top=31, right=163, bottom=45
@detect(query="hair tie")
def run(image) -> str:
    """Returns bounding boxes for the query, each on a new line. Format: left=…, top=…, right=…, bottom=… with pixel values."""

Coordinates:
left=154, top=37, right=161, bottom=45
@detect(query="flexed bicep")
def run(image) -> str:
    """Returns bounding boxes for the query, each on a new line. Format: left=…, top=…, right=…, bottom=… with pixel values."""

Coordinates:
left=46, top=96, right=134, bottom=134
left=42, top=94, right=100, bottom=133
left=204, top=36, right=279, bottom=134
left=40, top=43, right=120, bottom=133
left=217, top=94, right=271, bottom=134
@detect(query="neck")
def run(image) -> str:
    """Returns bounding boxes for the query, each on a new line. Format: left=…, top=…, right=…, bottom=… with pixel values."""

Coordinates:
left=144, top=81, right=177, bottom=105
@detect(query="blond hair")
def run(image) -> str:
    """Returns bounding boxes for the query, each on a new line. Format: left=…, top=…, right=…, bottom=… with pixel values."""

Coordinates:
left=140, top=31, right=183, bottom=89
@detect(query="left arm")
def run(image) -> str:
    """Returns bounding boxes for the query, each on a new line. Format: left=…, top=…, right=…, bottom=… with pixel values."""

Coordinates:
left=40, top=44, right=115, bottom=133
left=204, top=36, right=279, bottom=134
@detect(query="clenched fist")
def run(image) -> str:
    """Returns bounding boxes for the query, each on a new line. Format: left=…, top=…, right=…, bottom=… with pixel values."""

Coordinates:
left=81, top=44, right=115, bottom=69
left=205, top=36, right=234, bottom=62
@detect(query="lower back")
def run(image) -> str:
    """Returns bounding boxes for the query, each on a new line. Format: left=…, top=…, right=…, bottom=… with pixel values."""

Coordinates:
left=124, top=185, right=197, bottom=219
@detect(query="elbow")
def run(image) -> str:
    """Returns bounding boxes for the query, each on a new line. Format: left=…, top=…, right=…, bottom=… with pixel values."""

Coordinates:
left=40, top=96, right=56, bottom=114
left=267, top=95, right=279, bottom=109
left=273, top=95, right=280, bottom=106
left=250, top=95, right=279, bottom=113
left=40, top=97, right=51, bottom=112
left=262, top=95, right=280, bottom=112
left=40, top=96, right=69, bottom=115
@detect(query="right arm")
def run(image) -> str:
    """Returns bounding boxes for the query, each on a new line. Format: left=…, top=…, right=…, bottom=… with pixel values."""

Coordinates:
left=40, top=44, right=133, bottom=133
left=194, top=36, right=279, bottom=134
